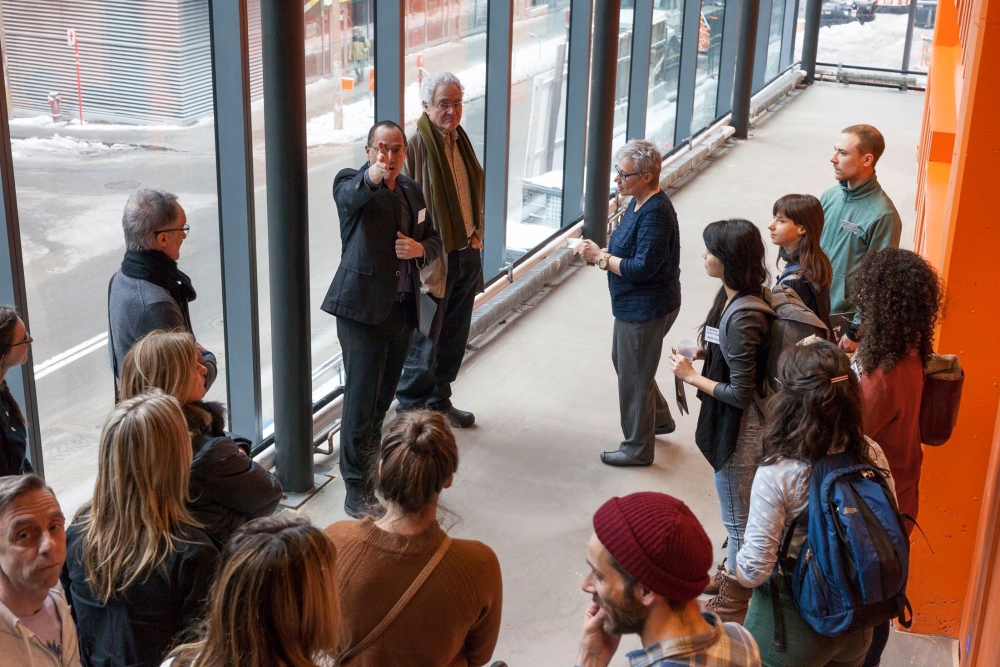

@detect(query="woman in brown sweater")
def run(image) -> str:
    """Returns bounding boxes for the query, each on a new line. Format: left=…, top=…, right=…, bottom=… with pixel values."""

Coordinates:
left=325, top=410, right=503, bottom=666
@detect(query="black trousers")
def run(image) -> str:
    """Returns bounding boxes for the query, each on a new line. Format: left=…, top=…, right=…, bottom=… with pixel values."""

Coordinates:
left=336, top=299, right=415, bottom=489
left=396, top=246, right=482, bottom=410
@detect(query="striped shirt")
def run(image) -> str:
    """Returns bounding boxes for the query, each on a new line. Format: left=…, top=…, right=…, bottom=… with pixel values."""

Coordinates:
left=622, top=613, right=760, bottom=666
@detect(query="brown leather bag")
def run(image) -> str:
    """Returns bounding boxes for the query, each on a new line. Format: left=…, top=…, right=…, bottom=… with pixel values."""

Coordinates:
left=920, top=354, right=964, bottom=446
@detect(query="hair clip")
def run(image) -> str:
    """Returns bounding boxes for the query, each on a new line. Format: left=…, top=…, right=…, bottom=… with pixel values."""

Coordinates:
left=830, top=375, right=849, bottom=383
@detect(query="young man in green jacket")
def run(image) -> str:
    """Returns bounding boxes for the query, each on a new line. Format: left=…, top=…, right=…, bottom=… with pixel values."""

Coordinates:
left=819, top=124, right=902, bottom=352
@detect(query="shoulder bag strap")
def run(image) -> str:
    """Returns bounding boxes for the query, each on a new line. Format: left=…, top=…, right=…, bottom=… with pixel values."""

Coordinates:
left=336, top=535, right=453, bottom=665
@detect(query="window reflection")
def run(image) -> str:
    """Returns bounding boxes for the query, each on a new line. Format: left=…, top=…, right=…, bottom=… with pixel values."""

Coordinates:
left=1, top=0, right=225, bottom=498
left=691, top=0, right=725, bottom=133
left=505, top=1, right=571, bottom=265
left=765, top=0, right=788, bottom=81
left=248, top=0, right=376, bottom=433
left=646, top=0, right=685, bottom=154
left=404, top=0, right=487, bottom=160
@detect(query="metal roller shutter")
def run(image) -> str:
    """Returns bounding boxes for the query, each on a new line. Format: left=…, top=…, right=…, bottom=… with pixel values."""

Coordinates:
left=1, top=0, right=213, bottom=125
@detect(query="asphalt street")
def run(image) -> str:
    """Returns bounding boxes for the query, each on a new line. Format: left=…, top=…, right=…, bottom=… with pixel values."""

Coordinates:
left=9, top=15, right=557, bottom=502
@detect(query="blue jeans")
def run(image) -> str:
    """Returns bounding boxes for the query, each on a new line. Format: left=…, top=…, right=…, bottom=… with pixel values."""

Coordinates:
left=714, top=404, right=764, bottom=566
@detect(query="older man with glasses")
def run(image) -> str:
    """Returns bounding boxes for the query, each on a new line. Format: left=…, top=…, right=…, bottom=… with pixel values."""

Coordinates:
left=579, top=140, right=681, bottom=468
left=393, top=71, right=485, bottom=430
left=107, top=188, right=216, bottom=396
left=321, top=120, right=443, bottom=519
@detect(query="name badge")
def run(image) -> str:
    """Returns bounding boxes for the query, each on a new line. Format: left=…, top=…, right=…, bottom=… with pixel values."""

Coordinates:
left=841, top=219, right=861, bottom=235
left=705, top=326, right=720, bottom=345
left=418, top=208, right=426, bottom=224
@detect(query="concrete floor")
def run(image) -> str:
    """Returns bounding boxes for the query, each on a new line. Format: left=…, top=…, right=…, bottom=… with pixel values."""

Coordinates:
left=298, top=82, right=958, bottom=666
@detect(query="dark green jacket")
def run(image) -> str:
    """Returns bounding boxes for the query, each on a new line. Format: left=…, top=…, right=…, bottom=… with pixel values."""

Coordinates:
left=819, top=174, right=902, bottom=317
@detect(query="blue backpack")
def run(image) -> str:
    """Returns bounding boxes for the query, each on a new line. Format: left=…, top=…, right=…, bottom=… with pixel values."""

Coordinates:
left=771, top=452, right=912, bottom=651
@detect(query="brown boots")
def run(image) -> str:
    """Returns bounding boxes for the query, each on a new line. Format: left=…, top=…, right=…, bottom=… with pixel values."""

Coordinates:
left=705, top=568, right=753, bottom=623
left=704, top=559, right=727, bottom=596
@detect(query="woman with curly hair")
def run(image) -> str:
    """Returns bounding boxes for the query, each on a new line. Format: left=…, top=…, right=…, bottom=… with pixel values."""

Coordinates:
left=851, top=247, right=941, bottom=525
left=850, top=249, right=940, bottom=667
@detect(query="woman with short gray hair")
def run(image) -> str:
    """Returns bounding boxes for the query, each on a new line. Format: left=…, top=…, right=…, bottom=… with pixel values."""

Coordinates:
left=107, top=189, right=216, bottom=395
left=579, top=139, right=682, bottom=468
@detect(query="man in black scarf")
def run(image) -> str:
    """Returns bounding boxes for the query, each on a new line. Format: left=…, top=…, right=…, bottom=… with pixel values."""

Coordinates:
left=107, top=189, right=217, bottom=392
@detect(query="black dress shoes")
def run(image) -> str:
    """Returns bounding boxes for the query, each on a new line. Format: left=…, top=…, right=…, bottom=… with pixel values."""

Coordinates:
left=655, top=422, right=677, bottom=435
left=434, top=405, right=476, bottom=429
left=344, top=484, right=386, bottom=519
left=600, top=450, right=653, bottom=467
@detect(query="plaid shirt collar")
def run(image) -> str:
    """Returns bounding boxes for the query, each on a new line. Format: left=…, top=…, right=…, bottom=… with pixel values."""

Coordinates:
left=626, top=612, right=724, bottom=666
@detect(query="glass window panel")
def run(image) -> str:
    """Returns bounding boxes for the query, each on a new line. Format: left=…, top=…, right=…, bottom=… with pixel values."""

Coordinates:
left=404, top=0, right=487, bottom=161
left=765, top=0, right=787, bottom=80
left=691, top=0, right=726, bottom=133
left=613, top=3, right=634, bottom=152
left=505, top=2, right=571, bottom=266
left=795, top=0, right=806, bottom=63
left=816, top=1, right=910, bottom=70
left=1, top=0, right=225, bottom=500
left=247, top=0, right=375, bottom=436
left=645, top=0, right=685, bottom=153
left=908, top=3, right=935, bottom=73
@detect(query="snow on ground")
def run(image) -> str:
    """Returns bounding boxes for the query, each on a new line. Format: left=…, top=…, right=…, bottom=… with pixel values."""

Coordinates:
left=816, top=13, right=931, bottom=71
left=10, top=134, right=135, bottom=159
left=9, top=115, right=214, bottom=132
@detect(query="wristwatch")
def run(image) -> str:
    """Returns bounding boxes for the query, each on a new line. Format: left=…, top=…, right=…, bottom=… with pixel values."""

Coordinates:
left=598, top=252, right=611, bottom=271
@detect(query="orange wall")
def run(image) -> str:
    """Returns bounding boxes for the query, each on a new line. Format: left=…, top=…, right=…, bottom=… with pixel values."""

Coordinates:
left=910, top=0, right=1000, bottom=641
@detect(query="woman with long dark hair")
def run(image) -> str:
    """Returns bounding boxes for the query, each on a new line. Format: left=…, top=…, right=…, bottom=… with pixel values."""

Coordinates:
left=668, top=219, right=771, bottom=622
left=768, top=194, right=833, bottom=331
left=736, top=340, right=892, bottom=666
left=0, top=305, right=33, bottom=476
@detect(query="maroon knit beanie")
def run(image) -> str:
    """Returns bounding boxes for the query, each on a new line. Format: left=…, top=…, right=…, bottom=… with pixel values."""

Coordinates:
left=593, top=492, right=712, bottom=601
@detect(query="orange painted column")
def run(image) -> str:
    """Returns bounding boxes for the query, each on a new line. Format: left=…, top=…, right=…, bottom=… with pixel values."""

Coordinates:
left=909, top=0, right=1000, bottom=638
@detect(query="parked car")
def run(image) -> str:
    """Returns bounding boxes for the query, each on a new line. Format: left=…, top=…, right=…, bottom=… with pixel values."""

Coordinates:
left=822, top=0, right=877, bottom=26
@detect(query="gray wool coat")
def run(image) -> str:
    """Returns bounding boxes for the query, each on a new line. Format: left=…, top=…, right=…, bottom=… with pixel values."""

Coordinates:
left=107, top=269, right=217, bottom=388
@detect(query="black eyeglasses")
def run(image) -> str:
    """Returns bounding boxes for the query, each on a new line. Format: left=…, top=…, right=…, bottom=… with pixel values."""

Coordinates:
left=369, top=144, right=407, bottom=157
left=11, top=332, right=31, bottom=347
left=614, top=166, right=642, bottom=180
left=156, top=225, right=190, bottom=237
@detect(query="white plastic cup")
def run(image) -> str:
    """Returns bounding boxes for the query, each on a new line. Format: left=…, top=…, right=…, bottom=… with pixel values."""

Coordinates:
left=677, top=338, right=698, bottom=360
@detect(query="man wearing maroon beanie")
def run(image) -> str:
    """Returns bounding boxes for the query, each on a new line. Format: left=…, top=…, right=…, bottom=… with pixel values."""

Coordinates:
left=575, top=492, right=760, bottom=667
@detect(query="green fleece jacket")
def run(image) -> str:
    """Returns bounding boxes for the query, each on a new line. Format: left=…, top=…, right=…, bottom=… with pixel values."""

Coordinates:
left=819, top=174, right=902, bottom=320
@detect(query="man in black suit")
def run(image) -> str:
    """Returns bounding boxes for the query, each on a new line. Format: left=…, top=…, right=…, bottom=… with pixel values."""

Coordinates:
left=321, top=120, right=443, bottom=518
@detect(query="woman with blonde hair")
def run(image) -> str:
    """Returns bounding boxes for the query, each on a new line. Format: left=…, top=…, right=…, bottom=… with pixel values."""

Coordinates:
left=61, top=390, right=219, bottom=667
left=120, top=330, right=282, bottom=547
left=326, top=410, right=503, bottom=666
left=165, top=516, right=341, bottom=667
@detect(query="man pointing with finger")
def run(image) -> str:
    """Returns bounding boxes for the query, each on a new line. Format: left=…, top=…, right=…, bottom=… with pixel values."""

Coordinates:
left=321, top=120, right=443, bottom=519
